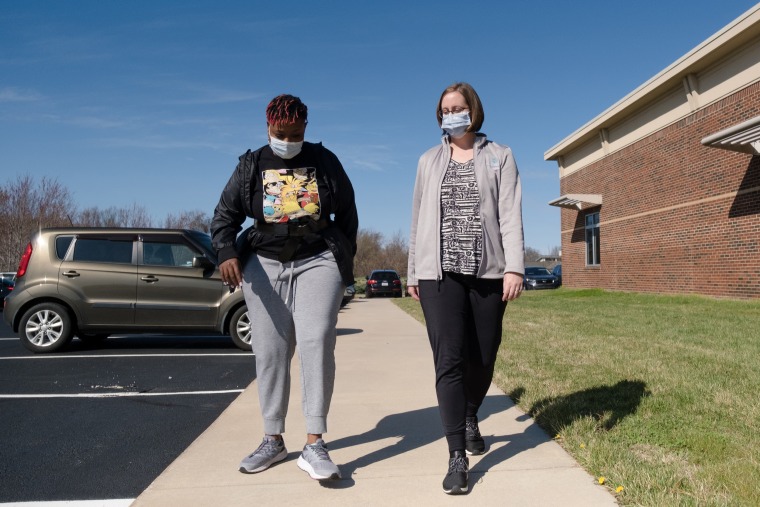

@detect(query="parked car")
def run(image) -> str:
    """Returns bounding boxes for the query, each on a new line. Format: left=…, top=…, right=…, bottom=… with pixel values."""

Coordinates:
left=551, top=264, right=562, bottom=286
left=523, top=266, right=560, bottom=290
left=0, top=274, right=14, bottom=303
left=365, top=269, right=403, bottom=298
left=3, top=227, right=251, bottom=353
left=341, top=284, right=356, bottom=308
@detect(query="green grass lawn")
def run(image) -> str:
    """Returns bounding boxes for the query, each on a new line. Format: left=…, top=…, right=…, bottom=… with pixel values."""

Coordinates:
left=394, top=289, right=760, bottom=506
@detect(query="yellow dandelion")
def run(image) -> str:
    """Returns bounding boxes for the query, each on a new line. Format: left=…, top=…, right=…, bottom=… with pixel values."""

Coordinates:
left=554, top=434, right=561, bottom=440
left=598, top=477, right=606, bottom=485
left=616, top=486, right=624, bottom=493
left=580, top=443, right=586, bottom=448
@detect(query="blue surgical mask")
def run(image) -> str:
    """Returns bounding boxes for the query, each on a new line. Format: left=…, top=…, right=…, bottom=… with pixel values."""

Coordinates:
left=440, top=111, right=472, bottom=138
left=269, top=135, right=303, bottom=159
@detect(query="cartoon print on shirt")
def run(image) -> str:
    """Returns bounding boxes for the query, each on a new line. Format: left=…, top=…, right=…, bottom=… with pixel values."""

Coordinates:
left=262, top=168, right=321, bottom=223
left=302, top=179, right=320, bottom=215
left=263, top=178, right=285, bottom=221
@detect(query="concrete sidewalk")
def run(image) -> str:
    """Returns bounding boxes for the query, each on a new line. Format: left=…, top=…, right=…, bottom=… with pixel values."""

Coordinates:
left=133, top=298, right=617, bottom=506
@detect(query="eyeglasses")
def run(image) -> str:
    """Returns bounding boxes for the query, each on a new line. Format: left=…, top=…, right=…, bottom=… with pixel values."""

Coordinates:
left=438, top=106, right=469, bottom=118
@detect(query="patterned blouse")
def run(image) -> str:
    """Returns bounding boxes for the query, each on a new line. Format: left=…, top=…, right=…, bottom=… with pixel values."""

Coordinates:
left=440, top=158, right=482, bottom=275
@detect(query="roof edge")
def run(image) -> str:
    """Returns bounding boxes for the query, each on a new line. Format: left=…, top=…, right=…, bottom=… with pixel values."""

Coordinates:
left=545, top=5, right=760, bottom=161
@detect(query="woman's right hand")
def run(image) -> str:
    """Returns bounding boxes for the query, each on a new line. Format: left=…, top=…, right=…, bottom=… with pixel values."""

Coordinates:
left=219, top=258, right=243, bottom=288
left=407, top=285, right=420, bottom=301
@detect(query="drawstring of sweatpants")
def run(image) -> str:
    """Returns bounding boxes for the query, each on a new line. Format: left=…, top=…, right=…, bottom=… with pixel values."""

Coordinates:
left=274, top=261, right=297, bottom=307
left=284, top=261, right=296, bottom=306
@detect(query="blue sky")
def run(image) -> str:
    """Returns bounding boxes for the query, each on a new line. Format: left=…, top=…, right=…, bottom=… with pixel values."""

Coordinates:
left=1, top=1, right=757, bottom=253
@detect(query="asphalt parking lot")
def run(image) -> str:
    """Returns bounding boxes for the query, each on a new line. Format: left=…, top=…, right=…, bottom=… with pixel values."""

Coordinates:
left=0, top=316, right=256, bottom=504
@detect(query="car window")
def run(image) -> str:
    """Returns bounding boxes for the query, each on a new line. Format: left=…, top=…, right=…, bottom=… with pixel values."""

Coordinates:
left=186, top=230, right=215, bottom=256
left=72, top=238, right=133, bottom=264
left=525, top=267, right=552, bottom=276
left=55, top=236, right=75, bottom=260
left=143, top=241, right=197, bottom=267
left=372, top=271, right=399, bottom=281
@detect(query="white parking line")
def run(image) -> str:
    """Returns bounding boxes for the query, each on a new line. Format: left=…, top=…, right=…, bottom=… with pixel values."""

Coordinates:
left=0, top=501, right=134, bottom=506
left=0, top=353, right=248, bottom=360
left=0, top=389, right=245, bottom=399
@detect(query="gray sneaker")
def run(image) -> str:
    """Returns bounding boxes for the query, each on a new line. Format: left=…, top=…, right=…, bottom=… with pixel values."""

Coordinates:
left=297, top=438, right=341, bottom=480
left=239, top=437, right=288, bottom=473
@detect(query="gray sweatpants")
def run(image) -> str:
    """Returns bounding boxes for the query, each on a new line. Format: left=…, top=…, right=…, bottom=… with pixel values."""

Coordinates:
left=241, top=249, right=344, bottom=435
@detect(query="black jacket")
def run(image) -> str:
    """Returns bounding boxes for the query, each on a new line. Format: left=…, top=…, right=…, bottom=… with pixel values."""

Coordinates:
left=211, top=142, right=358, bottom=285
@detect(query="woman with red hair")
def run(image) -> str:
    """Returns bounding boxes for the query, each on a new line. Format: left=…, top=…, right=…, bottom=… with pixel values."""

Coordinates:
left=212, top=94, right=358, bottom=482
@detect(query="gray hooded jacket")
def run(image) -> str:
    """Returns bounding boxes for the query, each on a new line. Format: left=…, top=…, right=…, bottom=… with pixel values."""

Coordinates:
left=407, top=134, right=525, bottom=286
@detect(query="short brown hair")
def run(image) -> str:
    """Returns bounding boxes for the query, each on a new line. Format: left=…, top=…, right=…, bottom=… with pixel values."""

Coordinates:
left=436, top=82, right=484, bottom=133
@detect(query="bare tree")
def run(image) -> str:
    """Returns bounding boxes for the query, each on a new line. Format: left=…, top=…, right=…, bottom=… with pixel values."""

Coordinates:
left=0, top=175, right=76, bottom=271
left=354, top=229, right=384, bottom=278
left=164, top=210, right=212, bottom=232
left=74, top=203, right=154, bottom=227
left=381, top=230, right=408, bottom=277
left=524, top=246, right=542, bottom=264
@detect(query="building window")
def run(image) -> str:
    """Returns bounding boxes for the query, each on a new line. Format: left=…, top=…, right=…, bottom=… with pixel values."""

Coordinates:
left=585, top=212, right=600, bottom=266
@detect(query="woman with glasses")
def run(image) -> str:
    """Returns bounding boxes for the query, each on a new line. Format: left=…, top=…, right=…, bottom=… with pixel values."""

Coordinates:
left=407, top=82, right=525, bottom=494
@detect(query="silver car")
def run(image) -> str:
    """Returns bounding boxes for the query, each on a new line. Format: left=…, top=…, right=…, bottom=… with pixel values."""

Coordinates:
left=3, top=228, right=251, bottom=353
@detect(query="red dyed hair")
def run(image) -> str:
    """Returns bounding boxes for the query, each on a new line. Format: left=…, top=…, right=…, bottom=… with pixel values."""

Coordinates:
left=266, top=94, right=308, bottom=125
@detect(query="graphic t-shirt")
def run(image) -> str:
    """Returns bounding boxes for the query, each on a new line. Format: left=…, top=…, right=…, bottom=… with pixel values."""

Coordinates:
left=249, top=145, right=332, bottom=261
left=262, top=167, right=321, bottom=223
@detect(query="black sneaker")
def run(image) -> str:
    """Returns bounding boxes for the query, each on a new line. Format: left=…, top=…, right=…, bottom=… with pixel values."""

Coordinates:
left=465, top=416, right=485, bottom=455
left=442, top=451, right=469, bottom=494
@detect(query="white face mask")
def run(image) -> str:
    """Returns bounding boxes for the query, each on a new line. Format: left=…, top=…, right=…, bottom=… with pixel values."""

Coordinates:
left=441, top=111, right=472, bottom=138
left=269, top=134, right=303, bottom=159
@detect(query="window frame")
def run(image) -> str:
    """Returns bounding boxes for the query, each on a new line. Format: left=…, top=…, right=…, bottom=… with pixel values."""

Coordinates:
left=585, top=211, right=601, bottom=267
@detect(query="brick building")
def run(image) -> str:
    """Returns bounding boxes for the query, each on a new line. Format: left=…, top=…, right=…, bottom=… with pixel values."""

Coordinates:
left=545, top=6, right=760, bottom=299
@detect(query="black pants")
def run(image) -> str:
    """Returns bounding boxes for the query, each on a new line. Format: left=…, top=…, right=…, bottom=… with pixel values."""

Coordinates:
left=419, top=272, right=507, bottom=453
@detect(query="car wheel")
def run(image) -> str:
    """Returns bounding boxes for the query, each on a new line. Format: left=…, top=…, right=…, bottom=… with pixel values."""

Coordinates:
left=366, top=291, right=372, bottom=299
left=19, top=303, right=74, bottom=353
left=230, top=306, right=252, bottom=351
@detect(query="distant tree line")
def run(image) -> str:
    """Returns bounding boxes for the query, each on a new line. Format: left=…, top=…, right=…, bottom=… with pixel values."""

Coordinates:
left=0, top=175, right=558, bottom=274
left=0, top=176, right=214, bottom=271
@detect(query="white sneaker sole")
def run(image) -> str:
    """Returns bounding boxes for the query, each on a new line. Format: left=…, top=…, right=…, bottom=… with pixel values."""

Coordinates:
left=443, top=484, right=469, bottom=495
left=297, top=455, right=341, bottom=480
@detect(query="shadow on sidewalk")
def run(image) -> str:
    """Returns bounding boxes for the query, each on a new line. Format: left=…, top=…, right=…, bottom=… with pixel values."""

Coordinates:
left=323, top=393, right=541, bottom=489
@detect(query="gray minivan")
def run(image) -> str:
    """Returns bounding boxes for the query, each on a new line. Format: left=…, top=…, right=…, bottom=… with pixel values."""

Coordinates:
left=3, top=228, right=251, bottom=353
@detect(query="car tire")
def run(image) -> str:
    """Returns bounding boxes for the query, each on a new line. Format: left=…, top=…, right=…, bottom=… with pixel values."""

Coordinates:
left=229, top=306, right=252, bottom=351
left=19, top=302, right=75, bottom=353
left=366, top=291, right=372, bottom=299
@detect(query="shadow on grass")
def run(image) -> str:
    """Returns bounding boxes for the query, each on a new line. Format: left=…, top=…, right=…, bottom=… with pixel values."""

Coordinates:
left=509, top=379, right=650, bottom=435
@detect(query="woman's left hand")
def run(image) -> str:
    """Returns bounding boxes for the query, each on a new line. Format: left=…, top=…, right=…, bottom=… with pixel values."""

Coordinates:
left=503, top=272, right=524, bottom=301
